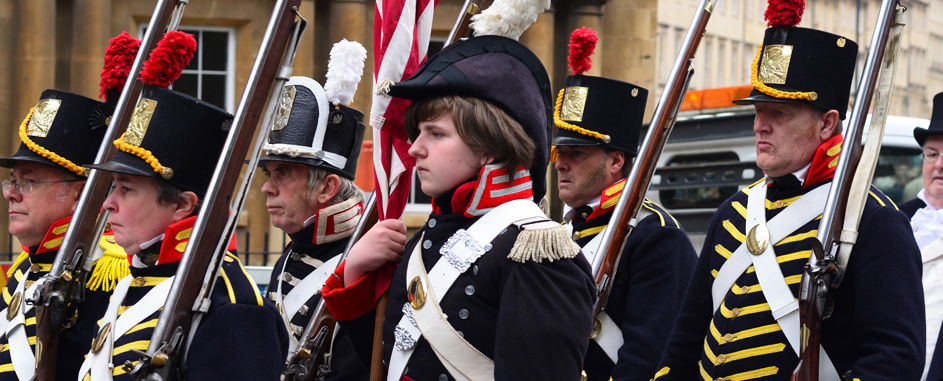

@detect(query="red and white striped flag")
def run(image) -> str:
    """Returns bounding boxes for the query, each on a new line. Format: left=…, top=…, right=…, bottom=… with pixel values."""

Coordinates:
left=370, top=0, right=437, bottom=220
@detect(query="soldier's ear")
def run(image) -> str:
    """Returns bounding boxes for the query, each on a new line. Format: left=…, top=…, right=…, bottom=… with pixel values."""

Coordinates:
left=608, top=150, right=626, bottom=177
left=315, top=174, right=341, bottom=205
left=819, top=109, right=841, bottom=140
left=173, top=191, right=199, bottom=221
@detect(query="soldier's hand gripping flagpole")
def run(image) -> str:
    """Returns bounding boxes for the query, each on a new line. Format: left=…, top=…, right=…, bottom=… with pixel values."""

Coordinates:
left=29, top=2, right=189, bottom=379
left=790, top=0, right=907, bottom=379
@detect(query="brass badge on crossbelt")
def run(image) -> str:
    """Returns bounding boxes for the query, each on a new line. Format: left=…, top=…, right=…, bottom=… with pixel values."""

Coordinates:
left=92, top=322, right=112, bottom=353
left=272, top=85, right=296, bottom=132
left=27, top=99, right=62, bottom=138
left=408, top=276, right=427, bottom=309
left=758, top=45, right=794, bottom=85
left=560, top=86, right=589, bottom=122
left=124, top=98, right=158, bottom=146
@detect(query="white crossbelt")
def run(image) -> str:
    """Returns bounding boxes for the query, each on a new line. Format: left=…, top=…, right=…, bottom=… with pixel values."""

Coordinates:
left=572, top=208, right=651, bottom=363
left=388, top=199, right=546, bottom=381
left=711, top=180, right=837, bottom=378
left=0, top=273, right=41, bottom=380
left=275, top=253, right=342, bottom=352
left=78, top=275, right=175, bottom=381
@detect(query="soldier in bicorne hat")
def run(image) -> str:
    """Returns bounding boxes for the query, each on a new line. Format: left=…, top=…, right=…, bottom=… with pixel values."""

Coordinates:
left=901, top=92, right=943, bottom=380
left=0, top=32, right=139, bottom=381
left=259, top=39, right=369, bottom=380
left=550, top=27, right=697, bottom=381
left=654, top=0, right=924, bottom=379
left=318, top=7, right=597, bottom=380
left=75, top=31, right=288, bottom=381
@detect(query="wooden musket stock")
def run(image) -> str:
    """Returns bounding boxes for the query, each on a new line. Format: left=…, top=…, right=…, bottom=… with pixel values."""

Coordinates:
left=30, top=1, right=188, bottom=379
left=127, top=1, right=306, bottom=379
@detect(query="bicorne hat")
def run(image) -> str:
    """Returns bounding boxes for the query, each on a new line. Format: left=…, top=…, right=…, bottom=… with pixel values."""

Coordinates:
left=914, top=92, right=943, bottom=147
left=551, top=27, right=648, bottom=156
left=387, top=35, right=554, bottom=202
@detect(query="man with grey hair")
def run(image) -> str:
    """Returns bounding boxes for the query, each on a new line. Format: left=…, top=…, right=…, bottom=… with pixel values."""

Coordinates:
left=260, top=75, right=368, bottom=379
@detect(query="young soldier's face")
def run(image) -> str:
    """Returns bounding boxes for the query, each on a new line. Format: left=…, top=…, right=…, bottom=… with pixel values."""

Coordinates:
left=554, top=145, right=623, bottom=208
left=4, top=162, right=83, bottom=247
left=102, top=173, right=180, bottom=255
left=753, top=102, right=832, bottom=178
left=407, top=113, right=486, bottom=199
left=922, top=136, right=943, bottom=208
left=260, top=161, right=321, bottom=234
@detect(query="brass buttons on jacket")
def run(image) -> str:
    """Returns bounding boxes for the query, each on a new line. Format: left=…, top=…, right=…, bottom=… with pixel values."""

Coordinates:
left=573, top=231, right=582, bottom=240
left=30, top=264, right=41, bottom=273
left=730, top=307, right=741, bottom=317
left=724, top=333, right=734, bottom=343
left=133, top=277, right=147, bottom=287
left=408, top=276, right=427, bottom=309
left=746, top=225, right=769, bottom=255
left=716, top=354, right=727, bottom=364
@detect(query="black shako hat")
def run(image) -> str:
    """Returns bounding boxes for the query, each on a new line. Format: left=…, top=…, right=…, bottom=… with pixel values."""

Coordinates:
left=387, top=35, right=553, bottom=202
left=87, top=86, right=233, bottom=199
left=552, top=75, right=648, bottom=156
left=0, top=90, right=111, bottom=177
left=259, top=77, right=366, bottom=179
left=914, top=92, right=943, bottom=147
left=733, top=27, right=858, bottom=120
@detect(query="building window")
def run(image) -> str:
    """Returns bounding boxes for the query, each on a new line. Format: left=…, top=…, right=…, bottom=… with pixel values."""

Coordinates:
left=138, top=26, right=237, bottom=112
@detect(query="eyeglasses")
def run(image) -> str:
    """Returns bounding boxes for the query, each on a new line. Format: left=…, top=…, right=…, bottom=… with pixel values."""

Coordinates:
left=2, top=179, right=83, bottom=194
left=923, top=152, right=943, bottom=163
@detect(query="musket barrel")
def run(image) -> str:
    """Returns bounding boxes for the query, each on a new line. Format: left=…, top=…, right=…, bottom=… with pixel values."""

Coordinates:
left=590, top=0, right=717, bottom=312
left=142, top=1, right=305, bottom=378
left=812, top=0, right=898, bottom=270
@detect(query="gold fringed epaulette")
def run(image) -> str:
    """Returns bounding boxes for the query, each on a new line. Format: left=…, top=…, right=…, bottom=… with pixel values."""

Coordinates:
left=86, top=236, right=130, bottom=292
left=7, top=251, right=29, bottom=278
left=508, top=220, right=581, bottom=263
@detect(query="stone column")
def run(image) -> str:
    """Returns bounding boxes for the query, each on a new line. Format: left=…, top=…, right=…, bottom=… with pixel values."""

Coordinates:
left=5, top=0, right=56, bottom=255
left=603, top=0, right=659, bottom=118
left=0, top=0, right=13, bottom=257
left=71, top=0, right=111, bottom=98
left=329, top=0, right=372, bottom=135
left=565, top=1, right=604, bottom=77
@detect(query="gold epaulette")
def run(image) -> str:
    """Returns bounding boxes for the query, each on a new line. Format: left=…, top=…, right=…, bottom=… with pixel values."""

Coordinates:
left=508, top=220, right=581, bottom=263
left=86, top=235, right=130, bottom=292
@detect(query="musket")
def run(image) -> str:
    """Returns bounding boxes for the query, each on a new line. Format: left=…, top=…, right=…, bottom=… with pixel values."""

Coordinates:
left=29, top=1, right=189, bottom=379
left=281, top=193, right=379, bottom=381
left=791, top=1, right=906, bottom=379
left=126, top=1, right=307, bottom=379
left=444, top=0, right=488, bottom=47
left=588, top=0, right=713, bottom=326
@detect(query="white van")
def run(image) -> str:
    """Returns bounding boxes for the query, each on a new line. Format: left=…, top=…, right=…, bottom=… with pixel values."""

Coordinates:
left=645, top=105, right=929, bottom=249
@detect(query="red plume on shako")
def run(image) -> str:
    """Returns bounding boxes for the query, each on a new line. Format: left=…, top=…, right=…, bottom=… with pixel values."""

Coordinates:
left=764, top=0, right=805, bottom=28
left=99, top=31, right=142, bottom=101
left=139, top=31, right=197, bottom=88
left=567, top=27, right=598, bottom=76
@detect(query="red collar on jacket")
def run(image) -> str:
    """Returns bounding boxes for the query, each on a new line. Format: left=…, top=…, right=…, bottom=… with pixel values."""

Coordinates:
left=432, top=164, right=534, bottom=217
